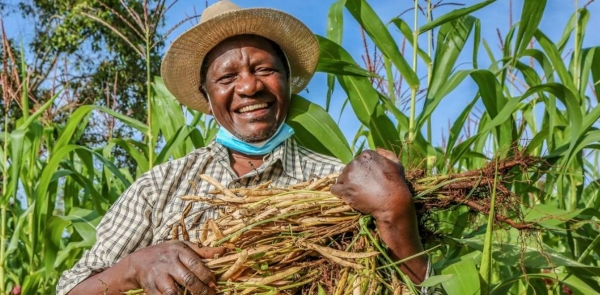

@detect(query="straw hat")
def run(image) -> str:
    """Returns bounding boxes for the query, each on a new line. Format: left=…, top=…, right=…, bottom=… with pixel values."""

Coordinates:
left=161, top=0, right=320, bottom=114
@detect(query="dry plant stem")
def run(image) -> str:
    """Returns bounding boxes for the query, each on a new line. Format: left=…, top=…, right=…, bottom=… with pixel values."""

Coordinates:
left=201, top=174, right=238, bottom=198
left=239, top=266, right=304, bottom=295
left=220, top=249, right=248, bottom=280
left=179, top=202, right=193, bottom=241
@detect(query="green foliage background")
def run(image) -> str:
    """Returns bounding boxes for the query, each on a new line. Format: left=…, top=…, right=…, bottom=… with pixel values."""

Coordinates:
left=1, top=0, right=599, bottom=294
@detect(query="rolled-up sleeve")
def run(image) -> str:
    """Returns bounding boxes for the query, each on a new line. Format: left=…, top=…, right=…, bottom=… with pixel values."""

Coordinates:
left=57, top=175, right=155, bottom=295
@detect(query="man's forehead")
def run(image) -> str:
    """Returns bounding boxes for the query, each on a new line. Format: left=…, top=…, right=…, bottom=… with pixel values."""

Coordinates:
left=204, top=35, right=286, bottom=71
left=209, top=35, right=280, bottom=57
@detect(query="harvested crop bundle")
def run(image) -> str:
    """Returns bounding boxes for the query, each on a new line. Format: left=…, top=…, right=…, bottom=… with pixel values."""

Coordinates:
left=180, top=174, right=403, bottom=295
left=164, top=154, right=541, bottom=294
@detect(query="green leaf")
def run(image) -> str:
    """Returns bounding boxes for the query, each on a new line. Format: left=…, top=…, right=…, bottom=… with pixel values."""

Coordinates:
left=591, top=46, right=600, bottom=98
left=419, top=70, right=471, bottom=129
left=45, top=215, right=71, bottom=274
left=470, top=70, right=514, bottom=152
left=317, top=283, right=327, bottom=295
left=59, top=207, right=102, bottom=244
left=54, top=105, right=148, bottom=154
left=287, top=95, right=352, bottom=163
left=514, top=0, right=547, bottom=56
left=441, top=259, right=481, bottom=295
left=479, top=159, right=499, bottom=293
left=418, top=274, right=453, bottom=287
left=419, top=16, right=476, bottom=129
left=316, top=57, right=379, bottom=77
left=345, top=0, right=419, bottom=88
left=325, top=0, right=346, bottom=111
left=389, top=18, right=432, bottom=65
left=450, top=75, right=524, bottom=164
left=318, top=35, right=377, bottom=124
left=418, top=0, right=495, bottom=34
left=6, top=205, right=35, bottom=256
left=153, top=76, right=191, bottom=158
left=525, top=204, right=600, bottom=228
left=367, top=104, right=401, bottom=153
left=8, top=129, right=26, bottom=204
left=522, top=83, right=583, bottom=165
left=326, top=0, right=346, bottom=44
left=17, top=91, right=60, bottom=131
left=492, top=273, right=600, bottom=295
left=155, top=126, right=198, bottom=164
left=557, top=10, right=578, bottom=52
left=457, top=235, right=600, bottom=270
left=110, top=138, right=149, bottom=172
left=473, top=18, right=481, bottom=69
left=35, top=145, right=130, bottom=246
left=446, top=94, right=478, bottom=157
left=534, top=31, right=577, bottom=92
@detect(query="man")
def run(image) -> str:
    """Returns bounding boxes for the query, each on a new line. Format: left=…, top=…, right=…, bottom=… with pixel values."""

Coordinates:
left=58, top=1, right=429, bottom=294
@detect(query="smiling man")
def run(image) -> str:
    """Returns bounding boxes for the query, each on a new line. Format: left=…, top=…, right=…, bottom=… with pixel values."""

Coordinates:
left=57, top=1, right=429, bottom=295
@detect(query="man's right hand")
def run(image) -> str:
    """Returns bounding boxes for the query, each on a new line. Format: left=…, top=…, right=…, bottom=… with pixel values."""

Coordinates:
left=69, top=241, right=226, bottom=295
left=125, top=241, right=225, bottom=295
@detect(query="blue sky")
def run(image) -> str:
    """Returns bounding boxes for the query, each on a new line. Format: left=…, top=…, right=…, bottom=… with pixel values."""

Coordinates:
left=4, top=0, right=600, bottom=148
left=161, top=0, right=599, bottom=147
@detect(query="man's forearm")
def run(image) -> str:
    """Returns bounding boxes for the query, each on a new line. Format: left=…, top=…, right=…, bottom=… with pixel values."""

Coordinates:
left=375, top=210, right=429, bottom=284
left=68, top=256, right=137, bottom=295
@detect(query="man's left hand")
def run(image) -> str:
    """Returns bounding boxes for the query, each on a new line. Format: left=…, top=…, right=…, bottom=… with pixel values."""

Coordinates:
left=330, top=148, right=414, bottom=222
left=330, top=148, right=428, bottom=284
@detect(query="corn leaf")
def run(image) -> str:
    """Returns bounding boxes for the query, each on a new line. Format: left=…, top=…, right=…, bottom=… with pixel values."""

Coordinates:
left=491, top=273, right=600, bottom=295
left=345, top=0, right=419, bottom=88
left=325, top=0, right=347, bottom=111
left=316, top=57, right=379, bottom=77
left=419, top=16, right=476, bottom=129
left=418, top=0, right=495, bottom=34
left=440, top=259, right=481, bottom=295
left=514, top=0, right=546, bottom=57
left=287, top=95, right=352, bottom=163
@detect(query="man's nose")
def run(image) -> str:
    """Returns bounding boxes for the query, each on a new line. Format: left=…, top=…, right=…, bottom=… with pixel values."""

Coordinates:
left=235, top=72, right=264, bottom=97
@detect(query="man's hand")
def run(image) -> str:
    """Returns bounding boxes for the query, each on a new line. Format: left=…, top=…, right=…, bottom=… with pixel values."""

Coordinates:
left=69, top=241, right=226, bottom=295
left=124, top=241, right=225, bottom=295
left=330, top=149, right=428, bottom=284
left=330, top=148, right=413, bottom=222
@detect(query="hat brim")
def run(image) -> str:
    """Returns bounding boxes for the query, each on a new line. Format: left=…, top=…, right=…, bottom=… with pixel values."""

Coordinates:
left=161, top=8, right=319, bottom=114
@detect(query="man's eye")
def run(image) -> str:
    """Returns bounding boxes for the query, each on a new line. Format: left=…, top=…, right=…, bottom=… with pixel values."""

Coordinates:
left=218, top=75, right=235, bottom=84
left=256, top=68, right=275, bottom=75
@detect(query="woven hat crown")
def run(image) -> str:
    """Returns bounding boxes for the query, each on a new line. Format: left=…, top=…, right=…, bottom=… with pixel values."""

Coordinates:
left=160, top=0, right=320, bottom=113
left=201, top=0, right=241, bottom=22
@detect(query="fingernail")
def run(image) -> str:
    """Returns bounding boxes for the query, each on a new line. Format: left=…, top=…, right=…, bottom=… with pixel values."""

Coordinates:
left=209, top=281, right=216, bottom=288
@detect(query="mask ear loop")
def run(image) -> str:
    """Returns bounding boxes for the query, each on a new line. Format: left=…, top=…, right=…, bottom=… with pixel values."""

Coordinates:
left=282, top=51, right=292, bottom=124
left=206, top=93, right=224, bottom=128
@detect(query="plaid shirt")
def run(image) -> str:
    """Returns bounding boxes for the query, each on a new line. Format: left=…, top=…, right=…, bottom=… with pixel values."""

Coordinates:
left=57, top=138, right=344, bottom=294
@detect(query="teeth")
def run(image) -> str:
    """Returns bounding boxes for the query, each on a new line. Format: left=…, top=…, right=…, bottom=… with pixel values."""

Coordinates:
left=238, top=103, right=268, bottom=113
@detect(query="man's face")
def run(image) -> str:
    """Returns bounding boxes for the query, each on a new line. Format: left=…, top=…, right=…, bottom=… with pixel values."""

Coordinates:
left=204, top=35, right=290, bottom=143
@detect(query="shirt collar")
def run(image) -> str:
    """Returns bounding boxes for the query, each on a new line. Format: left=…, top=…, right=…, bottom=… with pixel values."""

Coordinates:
left=209, top=140, right=230, bottom=162
left=209, top=138, right=304, bottom=180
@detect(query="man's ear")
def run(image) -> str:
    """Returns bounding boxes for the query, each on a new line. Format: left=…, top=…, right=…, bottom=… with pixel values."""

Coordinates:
left=207, top=106, right=213, bottom=115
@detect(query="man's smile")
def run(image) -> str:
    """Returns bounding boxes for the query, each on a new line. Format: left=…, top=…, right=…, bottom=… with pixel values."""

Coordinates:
left=235, top=102, right=271, bottom=113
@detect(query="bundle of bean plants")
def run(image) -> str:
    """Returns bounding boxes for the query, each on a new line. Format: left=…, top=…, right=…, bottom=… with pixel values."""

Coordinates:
left=165, top=154, right=540, bottom=295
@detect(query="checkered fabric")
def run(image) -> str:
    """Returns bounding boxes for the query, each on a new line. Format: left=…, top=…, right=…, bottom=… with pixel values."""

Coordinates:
left=57, top=138, right=344, bottom=294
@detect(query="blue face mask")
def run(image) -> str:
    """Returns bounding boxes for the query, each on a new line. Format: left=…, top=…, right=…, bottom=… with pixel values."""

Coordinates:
left=215, top=123, right=294, bottom=156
